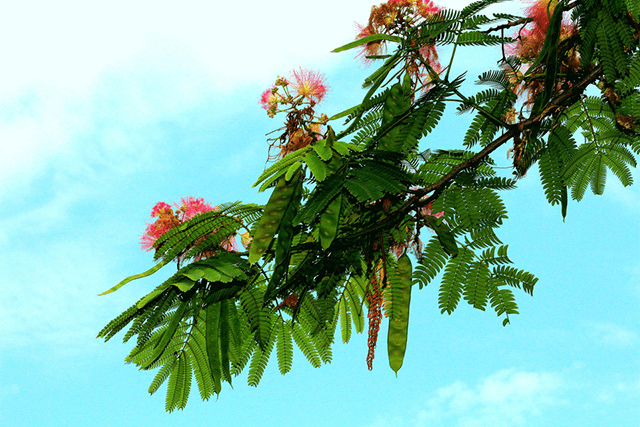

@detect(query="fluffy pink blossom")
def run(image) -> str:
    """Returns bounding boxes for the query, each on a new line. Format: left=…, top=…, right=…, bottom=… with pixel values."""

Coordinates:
left=176, top=196, right=215, bottom=221
left=140, top=213, right=179, bottom=251
left=260, top=87, right=282, bottom=110
left=140, top=224, right=164, bottom=251
left=421, top=202, right=444, bottom=218
left=388, top=0, right=440, bottom=15
left=151, top=201, right=171, bottom=217
left=289, top=68, right=328, bottom=104
left=220, top=236, right=239, bottom=252
left=355, top=0, right=442, bottom=74
left=140, top=197, right=238, bottom=254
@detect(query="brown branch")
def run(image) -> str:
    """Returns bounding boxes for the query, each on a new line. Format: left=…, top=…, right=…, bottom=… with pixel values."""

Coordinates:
left=483, top=0, right=580, bottom=34
left=483, top=18, right=532, bottom=34
left=338, top=64, right=603, bottom=243
left=288, top=64, right=603, bottom=256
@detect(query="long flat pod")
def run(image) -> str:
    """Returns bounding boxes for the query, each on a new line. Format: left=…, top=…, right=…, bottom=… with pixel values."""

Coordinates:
left=265, top=172, right=303, bottom=301
left=319, top=194, right=342, bottom=250
left=249, top=169, right=303, bottom=265
left=387, top=254, right=412, bottom=375
left=205, top=301, right=223, bottom=394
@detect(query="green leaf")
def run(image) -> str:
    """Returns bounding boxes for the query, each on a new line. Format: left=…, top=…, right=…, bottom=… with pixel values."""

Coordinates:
left=423, top=216, right=459, bottom=258
left=140, top=300, right=188, bottom=370
left=331, top=34, right=402, bottom=53
left=276, top=320, right=294, bottom=375
left=313, top=141, right=333, bottom=161
left=205, top=302, right=223, bottom=394
left=285, top=161, right=302, bottom=181
left=253, top=146, right=311, bottom=188
left=304, top=151, right=328, bottom=182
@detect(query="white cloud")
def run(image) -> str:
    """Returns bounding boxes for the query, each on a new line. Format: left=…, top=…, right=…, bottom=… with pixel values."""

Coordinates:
left=604, top=179, right=640, bottom=213
left=593, top=322, right=638, bottom=346
left=416, top=369, right=566, bottom=427
left=0, top=0, right=524, bottom=200
left=0, top=236, right=142, bottom=353
left=596, top=375, right=640, bottom=404
left=0, top=0, right=375, bottom=204
left=0, top=0, right=527, bottom=352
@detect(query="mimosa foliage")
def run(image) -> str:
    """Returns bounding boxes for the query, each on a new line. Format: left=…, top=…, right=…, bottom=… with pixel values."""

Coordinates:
left=99, top=0, right=640, bottom=411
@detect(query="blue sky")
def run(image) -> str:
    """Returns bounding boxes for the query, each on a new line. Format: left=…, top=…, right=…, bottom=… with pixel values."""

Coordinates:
left=1, top=0, right=639, bottom=426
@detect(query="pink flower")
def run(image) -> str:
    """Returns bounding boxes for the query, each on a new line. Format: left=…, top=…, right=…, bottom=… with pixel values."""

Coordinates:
left=355, top=0, right=442, bottom=74
left=260, top=87, right=282, bottom=110
left=140, top=213, right=180, bottom=251
left=220, top=237, right=239, bottom=252
left=289, top=68, right=328, bottom=104
left=525, top=0, right=556, bottom=37
left=421, top=201, right=444, bottom=218
left=355, top=23, right=384, bottom=64
left=416, top=0, right=440, bottom=17
left=176, top=196, right=215, bottom=221
left=140, top=224, right=161, bottom=251
left=506, top=0, right=578, bottom=106
left=151, top=201, right=172, bottom=217
left=140, top=197, right=231, bottom=253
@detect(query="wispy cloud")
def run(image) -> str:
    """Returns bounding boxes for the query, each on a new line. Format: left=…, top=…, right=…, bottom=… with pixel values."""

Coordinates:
left=604, top=180, right=640, bottom=213
left=596, top=374, right=640, bottom=404
left=0, top=0, right=525, bottom=354
left=593, top=322, right=638, bottom=346
left=0, top=0, right=521, bottom=202
left=0, top=226, right=161, bottom=356
left=415, top=369, right=566, bottom=427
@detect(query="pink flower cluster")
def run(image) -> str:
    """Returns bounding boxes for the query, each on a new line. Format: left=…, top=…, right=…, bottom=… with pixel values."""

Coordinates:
left=508, top=0, right=574, bottom=62
left=356, top=0, right=442, bottom=74
left=260, top=68, right=329, bottom=158
left=506, top=0, right=579, bottom=106
left=140, top=197, right=238, bottom=253
left=260, top=67, right=328, bottom=115
left=420, top=201, right=444, bottom=219
left=290, top=68, right=328, bottom=105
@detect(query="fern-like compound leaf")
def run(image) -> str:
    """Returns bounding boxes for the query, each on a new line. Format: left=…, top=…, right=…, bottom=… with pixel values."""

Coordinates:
left=439, top=249, right=473, bottom=314
left=276, top=320, right=294, bottom=375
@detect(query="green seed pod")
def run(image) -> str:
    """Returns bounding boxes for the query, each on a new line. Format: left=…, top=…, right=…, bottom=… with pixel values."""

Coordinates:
left=218, top=299, right=232, bottom=383
left=378, top=81, right=408, bottom=152
left=387, top=253, right=412, bottom=375
left=205, top=301, right=223, bottom=393
left=319, top=193, right=342, bottom=250
left=248, top=169, right=302, bottom=265
left=264, top=172, right=303, bottom=301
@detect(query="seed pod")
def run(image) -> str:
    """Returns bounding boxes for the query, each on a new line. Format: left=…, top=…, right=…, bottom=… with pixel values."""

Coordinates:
left=205, top=301, right=223, bottom=393
left=265, top=175, right=302, bottom=301
left=319, top=194, right=342, bottom=250
left=218, top=299, right=232, bottom=383
left=248, top=169, right=302, bottom=265
left=378, top=81, right=408, bottom=152
left=387, top=253, right=412, bottom=375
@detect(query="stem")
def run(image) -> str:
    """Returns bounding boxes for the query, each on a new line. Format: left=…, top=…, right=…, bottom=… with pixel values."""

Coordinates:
left=444, top=26, right=461, bottom=82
